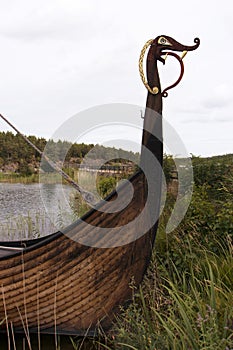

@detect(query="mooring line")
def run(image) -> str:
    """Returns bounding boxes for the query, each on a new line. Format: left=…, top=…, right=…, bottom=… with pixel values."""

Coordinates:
left=0, top=113, right=96, bottom=205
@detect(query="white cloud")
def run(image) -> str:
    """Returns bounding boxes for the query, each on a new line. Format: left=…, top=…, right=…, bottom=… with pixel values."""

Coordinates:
left=0, top=0, right=232, bottom=156
left=201, top=83, right=233, bottom=109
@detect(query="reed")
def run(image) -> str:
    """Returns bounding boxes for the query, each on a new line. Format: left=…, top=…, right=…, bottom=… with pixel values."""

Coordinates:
left=0, top=211, right=54, bottom=241
left=0, top=173, right=39, bottom=184
left=110, top=224, right=233, bottom=350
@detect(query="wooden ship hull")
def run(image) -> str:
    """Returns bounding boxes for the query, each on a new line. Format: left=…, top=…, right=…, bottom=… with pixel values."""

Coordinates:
left=0, top=35, right=199, bottom=336
left=0, top=170, right=155, bottom=335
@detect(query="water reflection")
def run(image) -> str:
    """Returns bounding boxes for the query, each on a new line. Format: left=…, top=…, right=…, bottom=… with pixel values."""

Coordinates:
left=0, top=183, right=76, bottom=241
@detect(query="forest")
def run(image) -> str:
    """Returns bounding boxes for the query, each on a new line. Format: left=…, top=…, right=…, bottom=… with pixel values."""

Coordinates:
left=0, top=131, right=232, bottom=185
left=0, top=131, right=139, bottom=176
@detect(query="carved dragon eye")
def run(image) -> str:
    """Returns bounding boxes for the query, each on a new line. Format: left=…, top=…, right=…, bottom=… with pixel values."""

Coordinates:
left=158, top=36, right=172, bottom=46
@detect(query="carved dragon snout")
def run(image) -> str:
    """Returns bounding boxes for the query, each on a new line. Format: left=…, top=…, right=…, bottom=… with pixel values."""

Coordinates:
left=152, top=35, right=200, bottom=64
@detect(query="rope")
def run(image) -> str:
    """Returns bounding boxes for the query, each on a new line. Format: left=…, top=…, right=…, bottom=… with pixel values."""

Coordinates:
left=138, top=39, right=159, bottom=95
left=0, top=113, right=97, bottom=205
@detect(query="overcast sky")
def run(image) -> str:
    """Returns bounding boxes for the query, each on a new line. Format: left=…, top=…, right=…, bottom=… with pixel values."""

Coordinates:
left=0, top=0, right=232, bottom=157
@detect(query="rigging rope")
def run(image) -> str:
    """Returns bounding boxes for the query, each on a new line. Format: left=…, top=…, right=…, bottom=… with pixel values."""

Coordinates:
left=0, top=113, right=97, bottom=205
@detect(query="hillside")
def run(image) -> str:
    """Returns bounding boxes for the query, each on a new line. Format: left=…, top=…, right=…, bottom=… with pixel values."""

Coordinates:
left=0, top=132, right=232, bottom=189
left=0, top=131, right=139, bottom=176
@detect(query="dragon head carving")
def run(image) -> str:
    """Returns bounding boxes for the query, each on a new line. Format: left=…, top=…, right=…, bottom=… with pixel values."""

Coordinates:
left=151, top=35, right=200, bottom=64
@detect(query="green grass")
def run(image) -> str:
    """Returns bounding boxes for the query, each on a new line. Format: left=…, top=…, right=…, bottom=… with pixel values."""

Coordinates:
left=0, top=211, right=49, bottom=240
left=0, top=172, right=39, bottom=183
left=107, top=184, right=233, bottom=350
left=109, top=237, right=233, bottom=349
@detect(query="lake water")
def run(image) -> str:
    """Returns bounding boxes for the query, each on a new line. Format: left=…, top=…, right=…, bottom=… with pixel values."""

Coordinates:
left=0, top=183, right=77, bottom=241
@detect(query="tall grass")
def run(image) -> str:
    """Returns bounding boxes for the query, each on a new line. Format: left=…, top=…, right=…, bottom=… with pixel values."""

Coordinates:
left=0, top=173, right=39, bottom=183
left=0, top=211, right=58, bottom=241
left=110, top=236, right=233, bottom=349
left=108, top=185, right=233, bottom=350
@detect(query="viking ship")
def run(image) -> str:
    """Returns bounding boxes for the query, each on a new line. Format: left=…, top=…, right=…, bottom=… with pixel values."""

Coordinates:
left=0, top=35, right=199, bottom=336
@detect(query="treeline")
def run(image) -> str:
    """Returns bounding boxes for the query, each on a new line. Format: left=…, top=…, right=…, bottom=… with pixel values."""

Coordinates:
left=163, top=153, right=233, bottom=193
left=0, top=131, right=140, bottom=175
left=191, top=154, right=233, bottom=200
left=0, top=131, right=232, bottom=186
